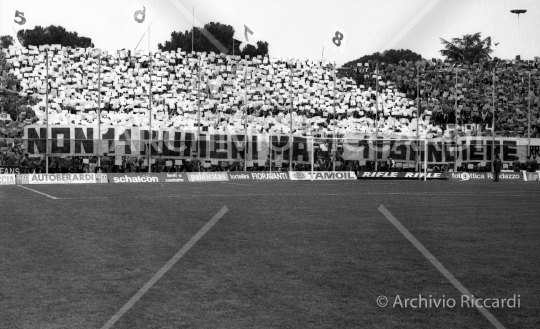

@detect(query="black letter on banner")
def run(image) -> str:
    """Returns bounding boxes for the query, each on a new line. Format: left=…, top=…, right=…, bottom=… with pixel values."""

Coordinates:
left=469, top=139, right=484, bottom=161
left=118, top=129, right=131, bottom=155
left=251, top=135, right=259, bottom=160
left=102, top=128, right=115, bottom=154
left=271, top=135, right=289, bottom=161
left=292, top=136, right=309, bottom=162
left=51, top=127, right=71, bottom=154
left=427, top=141, right=443, bottom=163
left=26, top=127, right=46, bottom=154
left=139, top=129, right=148, bottom=156
left=212, top=134, right=229, bottom=159
left=162, top=131, right=181, bottom=157
left=199, top=133, right=209, bottom=158
left=74, top=127, right=94, bottom=154
left=150, top=130, right=160, bottom=156
left=389, top=140, right=408, bottom=161
left=444, top=141, right=455, bottom=162
left=182, top=132, right=195, bottom=157
left=502, top=140, right=517, bottom=161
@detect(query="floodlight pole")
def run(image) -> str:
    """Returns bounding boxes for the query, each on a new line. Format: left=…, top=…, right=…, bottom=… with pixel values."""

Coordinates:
left=148, top=51, right=153, bottom=173
left=416, top=62, right=420, bottom=175
left=511, top=10, right=527, bottom=59
left=244, top=60, right=248, bottom=172
left=333, top=64, right=337, bottom=172
left=97, top=51, right=102, bottom=168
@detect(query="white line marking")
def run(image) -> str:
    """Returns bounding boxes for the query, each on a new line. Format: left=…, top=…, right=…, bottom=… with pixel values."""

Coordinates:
left=377, top=204, right=506, bottom=329
left=18, top=185, right=59, bottom=200
left=100, top=206, right=229, bottom=329
left=220, top=182, right=252, bottom=187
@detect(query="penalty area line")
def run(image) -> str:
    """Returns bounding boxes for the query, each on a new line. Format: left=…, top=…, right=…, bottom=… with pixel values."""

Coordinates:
left=100, top=206, right=229, bottom=329
left=18, top=185, right=59, bottom=200
left=377, top=204, right=506, bottom=329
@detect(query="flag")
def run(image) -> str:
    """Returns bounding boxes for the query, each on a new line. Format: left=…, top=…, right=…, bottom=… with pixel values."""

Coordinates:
left=326, top=25, right=349, bottom=55
left=127, top=4, right=158, bottom=32
left=234, top=23, right=259, bottom=50
left=9, top=5, right=36, bottom=31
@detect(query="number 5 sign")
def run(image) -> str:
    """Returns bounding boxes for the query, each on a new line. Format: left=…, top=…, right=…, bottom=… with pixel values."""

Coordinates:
left=327, top=25, right=349, bottom=55
left=10, top=6, right=35, bottom=31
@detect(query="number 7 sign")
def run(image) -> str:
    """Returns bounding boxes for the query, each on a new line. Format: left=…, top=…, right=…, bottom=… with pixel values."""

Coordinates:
left=327, top=25, right=349, bottom=55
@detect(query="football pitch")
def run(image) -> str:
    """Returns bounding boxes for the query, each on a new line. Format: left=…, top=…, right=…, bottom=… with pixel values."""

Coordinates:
left=1, top=180, right=539, bottom=328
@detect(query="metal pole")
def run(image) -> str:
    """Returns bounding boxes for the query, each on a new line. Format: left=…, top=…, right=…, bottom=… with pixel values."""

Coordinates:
left=332, top=65, right=337, bottom=172
left=492, top=66, right=495, bottom=166
left=454, top=68, right=458, bottom=172
left=374, top=62, right=379, bottom=171
left=192, top=6, right=194, bottom=53
left=45, top=51, right=49, bottom=173
left=416, top=62, right=420, bottom=176
left=310, top=136, right=314, bottom=180
left=424, top=139, right=427, bottom=181
left=290, top=67, right=294, bottom=172
left=97, top=52, right=102, bottom=168
left=197, top=59, right=201, bottom=170
left=244, top=62, right=248, bottom=172
left=269, top=131, right=272, bottom=173
left=528, top=71, right=531, bottom=155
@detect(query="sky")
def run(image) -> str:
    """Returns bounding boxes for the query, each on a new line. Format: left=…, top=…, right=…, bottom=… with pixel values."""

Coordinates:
left=1, top=0, right=539, bottom=65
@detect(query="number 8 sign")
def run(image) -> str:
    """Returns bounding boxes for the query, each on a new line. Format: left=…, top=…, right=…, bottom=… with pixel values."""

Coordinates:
left=328, top=25, right=349, bottom=55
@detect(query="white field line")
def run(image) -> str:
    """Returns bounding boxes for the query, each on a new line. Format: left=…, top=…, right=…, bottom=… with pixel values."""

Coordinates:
left=378, top=204, right=506, bottom=329
left=18, top=185, right=59, bottom=199
left=100, top=206, right=229, bottom=329
left=220, top=182, right=252, bottom=187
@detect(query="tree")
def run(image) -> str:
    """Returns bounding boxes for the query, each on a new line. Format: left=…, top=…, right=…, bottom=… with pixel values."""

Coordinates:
left=17, top=25, right=94, bottom=48
left=439, top=32, right=494, bottom=64
left=1, top=35, right=15, bottom=48
left=343, top=49, right=423, bottom=67
left=159, top=22, right=269, bottom=57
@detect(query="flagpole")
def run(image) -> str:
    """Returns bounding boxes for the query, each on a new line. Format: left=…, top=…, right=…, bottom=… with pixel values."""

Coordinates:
left=374, top=61, right=379, bottom=171
left=148, top=51, right=153, bottom=173
left=45, top=50, right=49, bottom=174
left=332, top=64, right=337, bottom=172
left=192, top=6, right=194, bottom=53
left=289, top=67, right=294, bottom=172
left=244, top=61, right=248, bottom=171
left=97, top=51, right=102, bottom=168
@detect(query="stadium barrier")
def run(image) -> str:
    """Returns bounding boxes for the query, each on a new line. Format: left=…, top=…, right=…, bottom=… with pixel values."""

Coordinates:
left=447, top=172, right=524, bottom=182
left=523, top=172, right=540, bottom=181
left=16, top=173, right=109, bottom=184
left=0, top=174, right=17, bottom=185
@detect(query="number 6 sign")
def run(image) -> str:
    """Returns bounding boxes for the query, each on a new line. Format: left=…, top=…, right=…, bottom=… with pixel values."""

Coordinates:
left=127, top=4, right=157, bottom=32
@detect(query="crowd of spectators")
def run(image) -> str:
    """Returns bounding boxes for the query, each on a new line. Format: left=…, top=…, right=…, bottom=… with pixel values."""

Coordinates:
left=2, top=45, right=538, bottom=141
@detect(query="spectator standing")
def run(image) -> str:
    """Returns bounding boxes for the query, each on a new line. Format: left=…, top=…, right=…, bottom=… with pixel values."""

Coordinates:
left=525, top=156, right=533, bottom=172
left=101, top=153, right=111, bottom=173
left=492, top=154, right=503, bottom=182
left=512, top=157, right=521, bottom=172
left=156, top=154, right=165, bottom=173
left=532, top=156, right=538, bottom=172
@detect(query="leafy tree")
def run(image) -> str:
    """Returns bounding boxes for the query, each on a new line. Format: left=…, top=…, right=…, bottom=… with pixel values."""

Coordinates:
left=439, top=32, right=494, bottom=64
left=1, top=35, right=15, bottom=48
left=159, top=22, right=269, bottom=57
left=17, top=25, right=94, bottom=48
left=343, top=49, right=423, bottom=67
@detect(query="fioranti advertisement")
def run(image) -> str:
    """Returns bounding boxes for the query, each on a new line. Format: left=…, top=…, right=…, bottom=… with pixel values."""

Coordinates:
left=108, top=173, right=186, bottom=183
left=357, top=172, right=448, bottom=179
left=0, top=174, right=16, bottom=185
left=289, top=171, right=358, bottom=180
left=18, top=173, right=108, bottom=184
left=448, top=172, right=523, bottom=181
left=227, top=172, right=290, bottom=180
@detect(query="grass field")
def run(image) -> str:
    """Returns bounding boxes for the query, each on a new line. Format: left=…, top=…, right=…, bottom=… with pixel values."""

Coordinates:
left=1, top=180, right=539, bottom=329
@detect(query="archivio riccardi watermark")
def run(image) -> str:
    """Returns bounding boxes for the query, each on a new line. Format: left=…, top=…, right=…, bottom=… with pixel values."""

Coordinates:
left=377, top=294, right=521, bottom=309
